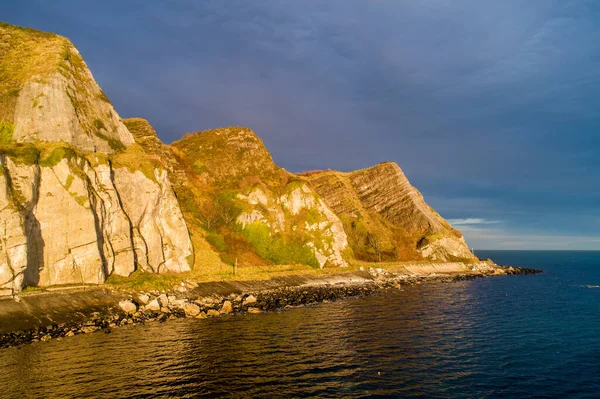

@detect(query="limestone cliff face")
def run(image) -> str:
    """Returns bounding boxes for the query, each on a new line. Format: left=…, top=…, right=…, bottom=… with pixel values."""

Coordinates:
left=1, top=23, right=134, bottom=153
left=0, top=24, right=192, bottom=295
left=236, top=184, right=348, bottom=268
left=0, top=151, right=193, bottom=295
left=172, top=127, right=349, bottom=268
left=305, top=162, right=476, bottom=262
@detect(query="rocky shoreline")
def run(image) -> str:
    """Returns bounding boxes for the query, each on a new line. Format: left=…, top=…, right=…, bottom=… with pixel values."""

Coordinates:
left=0, top=265, right=541, bottom=349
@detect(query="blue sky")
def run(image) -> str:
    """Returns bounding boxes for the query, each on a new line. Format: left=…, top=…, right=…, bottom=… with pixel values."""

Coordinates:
left=4, top=0, right=600, bottom=249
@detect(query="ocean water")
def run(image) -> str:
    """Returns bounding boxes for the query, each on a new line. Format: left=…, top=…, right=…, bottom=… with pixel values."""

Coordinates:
left=0, top=250, right=599, bottom=398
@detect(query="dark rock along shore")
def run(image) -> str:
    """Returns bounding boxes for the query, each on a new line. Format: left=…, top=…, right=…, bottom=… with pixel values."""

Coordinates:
left=0, top=266, right=541, bottom=349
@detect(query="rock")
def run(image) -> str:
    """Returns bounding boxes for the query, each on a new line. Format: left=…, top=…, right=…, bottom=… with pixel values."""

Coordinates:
left=207, top=309, right=220, bottom=317
left=181, top=303, right=201, bottom=317
left=157, top=294, right=169, bottom=308
left=195, top=312, right=207, bottom=319
left=137, top=294, right=150, bottom=305
left=169, top=298, right=188, bottom=308
left=247, top=307, right=262, bottom=314
left=119, top=300, right=138, bottom=314
left=306, top=162, right=477, bottom=262
left=113, top=168, right=193, bottom=274
left=160, top=307, right=171, bottom=314
left=0, top=25, right=195, bottom=294
left=145, top=299, right=161, bottom=312
left=220, top=300, right=233, bottom=314
left=243, top=295, right=257, bottom=306
left=185, top=280, right=198, bottom=288
left=81, top=326, right=98, bottom=334
left=175, top=285, right=187, bottom=293
left=40, top=334, right=52, bottom=342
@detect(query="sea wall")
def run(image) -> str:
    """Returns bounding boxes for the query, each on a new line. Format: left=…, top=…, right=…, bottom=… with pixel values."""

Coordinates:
left=0, top=262, right=541, bottom=347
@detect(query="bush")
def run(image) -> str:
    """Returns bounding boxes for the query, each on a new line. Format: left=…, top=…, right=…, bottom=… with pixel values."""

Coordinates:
left=0, top=143, right=39, bottom=165
left=39, top=146, right=75, bottom=167
left=206, top=233, right=227, bottom=252
left=94, top=119, right=106, bottom=130
left=242, top=222, right=271, bottom=258
left=242, top=222, right=319, bottom=268
left=269, top=237, right=319, bottom=268
left=0, top=120, right=14, bottom=145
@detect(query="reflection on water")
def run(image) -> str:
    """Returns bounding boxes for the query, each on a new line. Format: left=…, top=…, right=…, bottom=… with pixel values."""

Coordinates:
left=1, top=251, right=599, bottom=398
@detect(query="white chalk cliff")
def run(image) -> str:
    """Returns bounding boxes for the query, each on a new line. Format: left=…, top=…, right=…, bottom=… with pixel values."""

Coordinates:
left=0, top=23, right=193, bottom=295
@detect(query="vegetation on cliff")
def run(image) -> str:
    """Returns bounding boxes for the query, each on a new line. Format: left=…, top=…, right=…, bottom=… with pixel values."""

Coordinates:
left=0, top=22, right=65, bottom=123
left=303, top=164, right=476, bottom=263
left=0, top=21, right=478, bottom=295
left=167, top=126, right=347, bottom=270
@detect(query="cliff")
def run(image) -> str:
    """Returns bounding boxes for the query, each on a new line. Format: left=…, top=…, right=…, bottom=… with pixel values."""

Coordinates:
left=171, top=127, right=349, bottom=268
left=304, top=163, right=476, bottom=262
left=1, top=22, right=478, bottom=296
left=0, top=23, right=193, bottom=295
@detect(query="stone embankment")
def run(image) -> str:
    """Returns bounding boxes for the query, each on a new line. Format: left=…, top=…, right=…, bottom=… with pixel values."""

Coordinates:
left=0, top=264, right=541, bottom=348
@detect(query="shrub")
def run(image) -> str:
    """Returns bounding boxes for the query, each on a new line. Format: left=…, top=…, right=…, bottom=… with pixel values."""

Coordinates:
left=242, top=222, right=271, bottom=258
left=39, top=146, right=75, bottom=167
left=94, top=119, right=106, bottom=130
left=269, top=237, right=319, bottom=268
left=241, top=222, right=319, bottom=268
left=0, top=120, right=14, bottom=144
left=206, top=233, right=227, bottom=252
left=0, top=143, right=39, bottom=165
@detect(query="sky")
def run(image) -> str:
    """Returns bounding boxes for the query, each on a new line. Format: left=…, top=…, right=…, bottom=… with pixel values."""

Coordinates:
left=4, top=0, right=600, bottom=250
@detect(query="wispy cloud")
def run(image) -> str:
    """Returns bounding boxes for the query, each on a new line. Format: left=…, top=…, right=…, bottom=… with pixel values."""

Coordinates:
left=449, top=218, right=500, bottom=225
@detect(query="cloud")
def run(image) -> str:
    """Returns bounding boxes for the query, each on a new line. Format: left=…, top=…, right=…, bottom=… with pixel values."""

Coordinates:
left=5, top=0, right=600, bottom=249
left=449, top=218, right=500, bottom=225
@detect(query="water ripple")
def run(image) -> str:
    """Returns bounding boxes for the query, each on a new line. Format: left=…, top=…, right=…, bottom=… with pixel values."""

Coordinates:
left=1, top=251, right=599, bottom=398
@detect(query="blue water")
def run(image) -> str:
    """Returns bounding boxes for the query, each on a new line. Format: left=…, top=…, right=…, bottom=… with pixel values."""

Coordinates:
left=0, top=250, right=599, bottom=398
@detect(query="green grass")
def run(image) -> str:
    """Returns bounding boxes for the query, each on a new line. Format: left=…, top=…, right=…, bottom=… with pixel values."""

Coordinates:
left=171, top=126, right=280, bottom=187
left=0, top=121, right=14, bottom=145
left=38, top=145, right=75, bottom=167
left=242, top=222, right=320, bottom=268
left=0, top=22, right=66, bottom=122
left=110, top=143, right=161, bottom=181
left=0, top=143, right=39, bottom=165
left=206, top=233, right=227, bottom=252
left=105, top=270, right=184, bottom=292
left=94, top=119, right=106, bottom=130
left=96, top=90, right=111, bottom=104
left=95, top=131, right=126, bottom=152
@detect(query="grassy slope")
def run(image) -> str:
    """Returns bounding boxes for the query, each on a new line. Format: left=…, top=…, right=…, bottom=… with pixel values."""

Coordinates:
left=0, top=22, right=66, bottom=123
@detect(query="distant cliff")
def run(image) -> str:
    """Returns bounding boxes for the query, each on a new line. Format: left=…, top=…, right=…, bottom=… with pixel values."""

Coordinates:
left=304, top=163, right=476, bottom=262
left=0, top=22, right=477, bottom=295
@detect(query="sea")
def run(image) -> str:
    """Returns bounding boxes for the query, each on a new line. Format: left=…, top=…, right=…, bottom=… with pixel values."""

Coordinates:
left=0, top=250, right=598, bottom=398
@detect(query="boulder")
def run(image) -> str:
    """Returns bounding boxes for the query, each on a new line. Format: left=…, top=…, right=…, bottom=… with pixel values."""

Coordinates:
left=243, top=295, right=257, bottom=306
left=247, top=307, right=262, bottom=314
left=182, top=303, right=201, bottom=317
left=220, top=300, right=233, bottom=314
left=137, top=294, right=150, bottom=305
left=119, top=300, right=138, bottom=314
left=157, top=294, right=169, bottom=308
left=145, top=299, right=161, bottom=312
left=207, top=309, right=220, bottom=317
